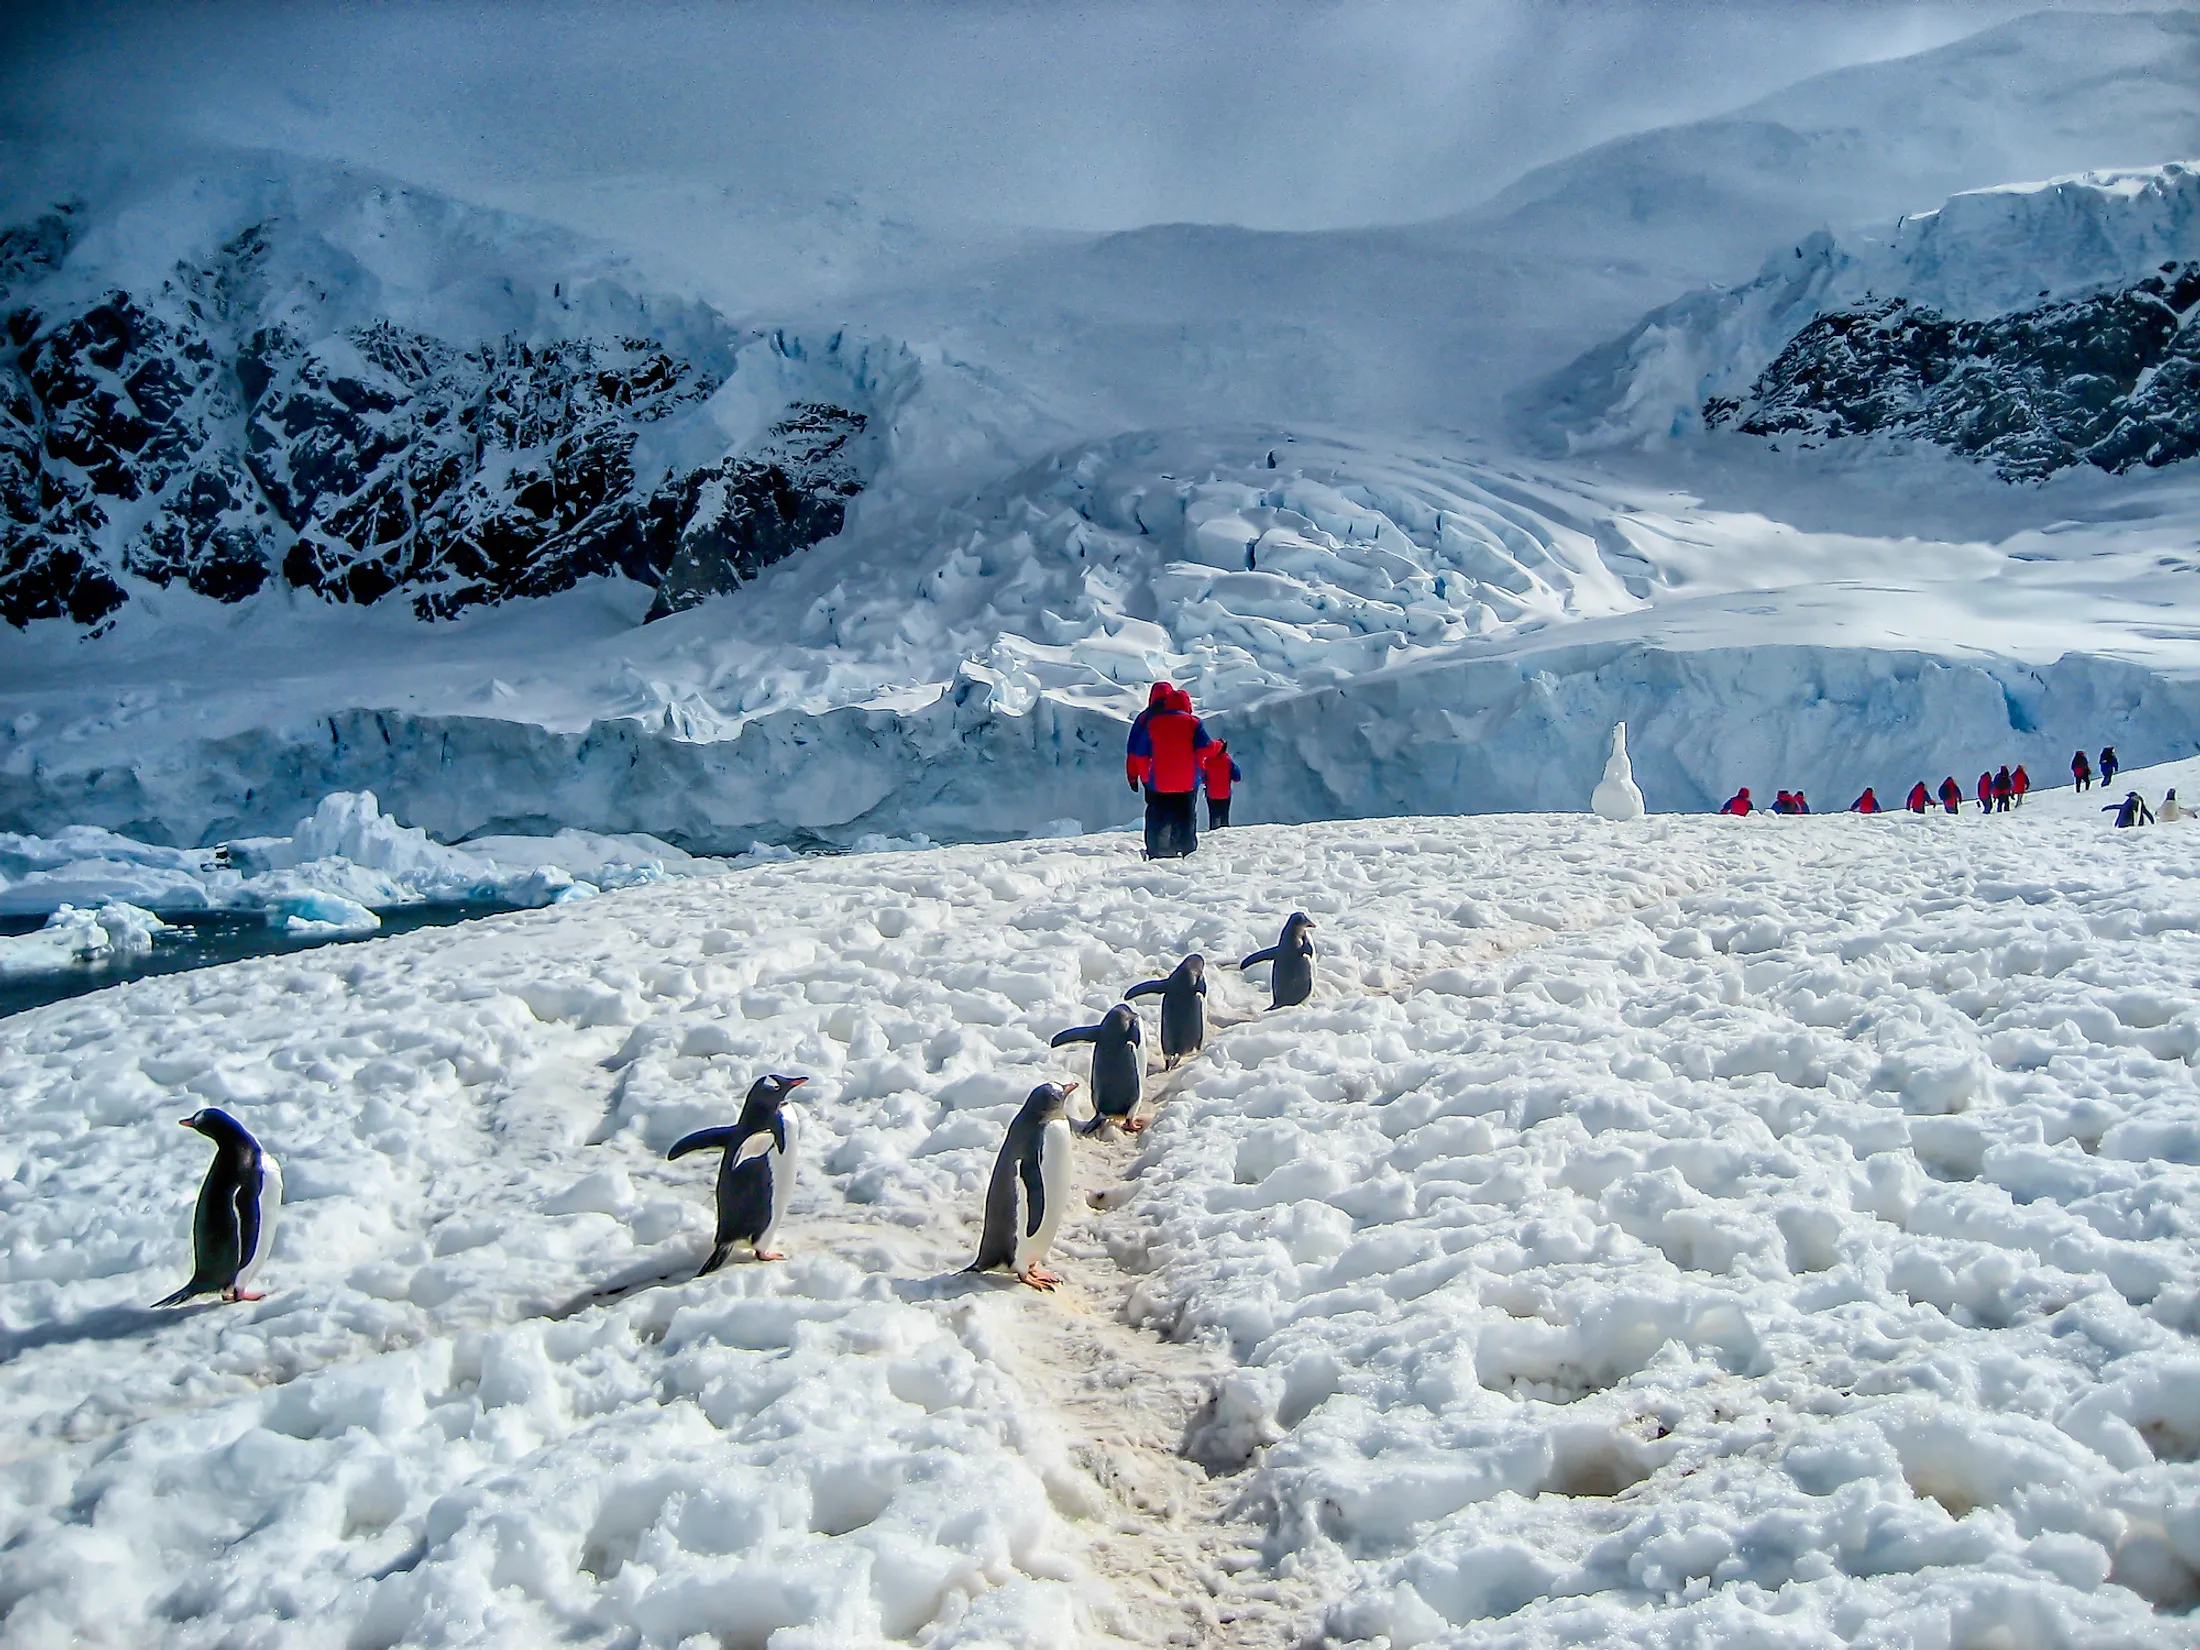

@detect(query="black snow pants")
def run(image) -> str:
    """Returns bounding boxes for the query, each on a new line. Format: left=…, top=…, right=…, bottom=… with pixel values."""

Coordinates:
left=1207, top=797, right=1231, bottom=830
left=1145, top=788, right=1198, bottom=858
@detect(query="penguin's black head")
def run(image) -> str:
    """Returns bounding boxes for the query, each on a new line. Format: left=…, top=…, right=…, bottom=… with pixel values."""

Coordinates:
left=178, top=1107, right=252, bottom=1148
left=1179, top=954, right=1206, bottom=980
left=1285, top=912, right=1315, bottom=935
left=1103, top=1003, right=1139, bottom=1036
left=1029, top=1081, right=1076, bottom=1117
left=748, top=1074, right=808, bottom=1107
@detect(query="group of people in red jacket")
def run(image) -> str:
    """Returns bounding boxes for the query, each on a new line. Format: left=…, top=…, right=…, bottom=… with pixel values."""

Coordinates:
left=1125, top=683, right=1242, bottom=858
left=1720, top=765, right=2037, bottom=817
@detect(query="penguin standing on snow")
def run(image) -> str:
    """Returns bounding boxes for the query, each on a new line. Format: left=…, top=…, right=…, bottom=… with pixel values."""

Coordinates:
left=154, top=1108, right=282, bottom=1307
left=667, top=1073, right=807, bottom=1272
left=970, top=1081, right=1078, bottom=1290
left=1126, top=954, right=1206, bottom=1069
left=1051, top=1004, right=1147, bottom=1133
left=1239, top=912, right=1317, bottom=1009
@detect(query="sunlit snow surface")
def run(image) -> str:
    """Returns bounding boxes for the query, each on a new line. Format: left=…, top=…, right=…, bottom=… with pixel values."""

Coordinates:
left=3, top=802, right=2199, bottom=1646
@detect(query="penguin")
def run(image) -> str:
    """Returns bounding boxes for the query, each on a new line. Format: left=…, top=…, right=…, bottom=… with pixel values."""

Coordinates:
left=1050, top=1004, right=1146, bottom=1134
left=154, top=1108, right=282, bottom=1307
left=667, top=1073, right=807, bottom=1272
left=969, top=1081, right=1078, bottom=1290
left=1239, top=911, right=1316, bottom=1009
left=1125, top=953, right=1206, bottom=1069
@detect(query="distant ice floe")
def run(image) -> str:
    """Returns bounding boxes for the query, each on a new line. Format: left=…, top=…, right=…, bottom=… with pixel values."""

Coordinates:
left=0, top=791, right=703, bottom=970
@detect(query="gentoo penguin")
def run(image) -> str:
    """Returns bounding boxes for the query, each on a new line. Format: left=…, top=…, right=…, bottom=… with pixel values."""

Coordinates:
left=1239, top=912, right=1317, bottom=1009
left=154, top=1108, right=282, bottom=1307
left=1051, top=1004, right=1146, bottom=1134
left=667, top=1073, right=807, bottom=1272
left=969, top=1081, right=1078, bottom=1290
left=1126, top=953, right=1206, bottom=1068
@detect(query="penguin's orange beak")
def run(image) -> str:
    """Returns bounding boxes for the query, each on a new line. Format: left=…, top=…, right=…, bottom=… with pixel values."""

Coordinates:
left=176, top=1119, right=193, bottom=1128
left=1062, top=1082, right=1079, bottom=1096
left=785, top=1076, right=808, bottom=1087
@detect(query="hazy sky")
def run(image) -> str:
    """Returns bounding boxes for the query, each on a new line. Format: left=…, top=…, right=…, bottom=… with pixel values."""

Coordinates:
left=0, top=2, right=2134, bottom=231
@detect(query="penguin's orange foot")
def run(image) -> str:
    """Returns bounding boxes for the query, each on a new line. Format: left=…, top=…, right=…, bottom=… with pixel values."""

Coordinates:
left=223, top=1289, right=265, bottom=1302
left=754, top=1250, right=786, bottom=1262
left=1018, top=1266, right=1060, bottom=1290
left=1122, top=1117, right=1149, bottom=1133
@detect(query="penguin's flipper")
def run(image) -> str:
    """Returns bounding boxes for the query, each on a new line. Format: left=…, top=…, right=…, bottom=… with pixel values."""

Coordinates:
left=667, top=1126, right=739, bottom=1160
left=1124, top=979, right=1168, bottom=1000
left=1020, top=1148, right=1047, bottom=1237
left=1238, top=945, right=1278, bottom=970
left=1048, top=1025, right=1101, bottom=1048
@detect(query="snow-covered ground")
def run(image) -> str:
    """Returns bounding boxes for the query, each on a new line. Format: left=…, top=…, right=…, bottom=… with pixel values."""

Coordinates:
left=5, top=800, right=2198, bottom=1646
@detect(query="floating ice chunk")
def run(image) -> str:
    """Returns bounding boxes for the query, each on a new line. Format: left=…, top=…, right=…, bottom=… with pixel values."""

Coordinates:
left=1591, top=720, right=1646, bottom=821
left=0, top=901, right=169, bottom=976
left=265, top=891, right=381, bottom=937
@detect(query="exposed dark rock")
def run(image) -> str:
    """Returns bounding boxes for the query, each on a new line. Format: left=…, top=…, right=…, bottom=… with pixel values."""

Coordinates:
left=646, top=402, right=868, bottom=621
left=1708, top=263, right=2200, bottom=480
left=0, top=208, right=875, bottom=629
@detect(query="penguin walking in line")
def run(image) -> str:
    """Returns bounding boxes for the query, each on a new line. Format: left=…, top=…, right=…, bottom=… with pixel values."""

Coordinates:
left=1239, top=912, right=1317, bottom=1009
left=1051, top=1004, right=1147, bottom=1133
left=970, top=1081, right=1078, bottom=1290
left=155, top=1108, right=282, bottom=1307
left=667, top=1073, right=807, bottom=1272
left=1126, top=954, right=1206, bottom=1069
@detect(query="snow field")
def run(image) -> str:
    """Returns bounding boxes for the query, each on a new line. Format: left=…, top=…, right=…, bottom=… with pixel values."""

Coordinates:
left=1118, top=814, right=2200, bottom=1646
left=2, top=808, right=2197, bottom=1646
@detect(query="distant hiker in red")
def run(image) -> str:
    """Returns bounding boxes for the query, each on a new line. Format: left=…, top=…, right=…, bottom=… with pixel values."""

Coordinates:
left=1127, top=684, right=1214, bottom=859
left=2012, top=765, right=2030, bottom=805
left=1772, top=790, right=1795, bottom=815
left=2072, top=749, right=2092, bottom=791
left=1993, top=766, right=2013, bottom=812
left=1906, top=782, right=1930, bottom=813
left=1793, top=791, right=1809, bottom=814
left=2100, top=746, right=2119, bottom=786
left=1850, top=787, right=1880, bottom=813
left=1977, top=771, right=1993, bottom=812
left=1200, top=740, right=1240, bottom=829
left=1718, top=788, right=1753, bottom=815
left=1938, top=777, right=1962, bottom=814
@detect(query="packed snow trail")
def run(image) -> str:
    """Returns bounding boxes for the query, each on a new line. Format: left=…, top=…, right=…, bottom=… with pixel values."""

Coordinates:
left=3, top=811, right=2198, bottom=1645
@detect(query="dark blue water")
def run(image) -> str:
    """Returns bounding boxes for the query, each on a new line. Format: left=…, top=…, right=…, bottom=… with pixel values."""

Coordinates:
left=0, top=904, right=522, bottom=1019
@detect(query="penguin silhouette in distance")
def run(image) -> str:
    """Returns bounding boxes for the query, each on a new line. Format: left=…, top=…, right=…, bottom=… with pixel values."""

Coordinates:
left=1239, top=912, right=1316, bottom=1008
left=1126, top=954, right=1206, bottom=1068
left=970, top=1081, right=1078, bottom=1289
left=667, top=1073, right=807, bottom=1271
left=1051, top=1004, right=1146, bottom=1133
left=155, top=1108, right=283, bottom=1307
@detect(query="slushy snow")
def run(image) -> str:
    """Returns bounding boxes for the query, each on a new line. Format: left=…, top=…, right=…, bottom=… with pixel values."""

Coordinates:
left=4, top=802, right=2199, bottom=1645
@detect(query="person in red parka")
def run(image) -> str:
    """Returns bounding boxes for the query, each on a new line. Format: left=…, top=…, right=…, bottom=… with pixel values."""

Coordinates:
left=1938, top=776, right=1963, bottom=814
left=1851, top=787, right=1880, bottom=813
left=1718, top=787, right=1753, bottom=815
left=1906, top=781, right=1930, bottom=813
left=2012, top=764, right=2030, bottom=806
left=1127, top=685, right=1215, bottom=858
left=1993, top=766, right=2013, bottom=812
left=1200, top=739, right=1240, bottom=829
left=2072, top=749, right=2092, bottom=792
left=1977, top=771, right=1994, bottom=813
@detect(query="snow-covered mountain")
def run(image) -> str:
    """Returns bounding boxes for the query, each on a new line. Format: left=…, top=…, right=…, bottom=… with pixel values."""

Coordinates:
left=1, top=11, right=2198, bottom=852
left=1525, top=162, right=2200, bottom=473
left=0, top=167, right=895, bottom=630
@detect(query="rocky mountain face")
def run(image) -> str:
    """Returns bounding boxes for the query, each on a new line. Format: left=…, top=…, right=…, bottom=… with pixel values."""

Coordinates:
left=1706, top=263, right=2200, bottom=481
left=0, top=208, right=869, bottom=630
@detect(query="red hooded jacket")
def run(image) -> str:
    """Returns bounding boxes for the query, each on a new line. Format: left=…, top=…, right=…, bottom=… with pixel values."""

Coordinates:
left=1200, top=740, right=1238, bottom=799
left=1907, top=782, right=1930, bottom=813
left=1127, top=687, right=1215, bottom=793
left=1718, top=788, right=1752, bottom=816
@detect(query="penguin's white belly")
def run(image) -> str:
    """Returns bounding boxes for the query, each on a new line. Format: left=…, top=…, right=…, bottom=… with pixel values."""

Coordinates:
left=764, top=1110, right=797, bottom=1245
left=1015, top=1119, right=1073, bottom=1273
left=236, top=1152, right=282, bottom=1290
